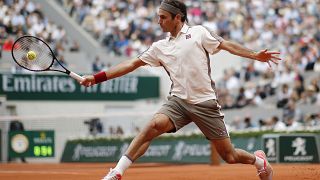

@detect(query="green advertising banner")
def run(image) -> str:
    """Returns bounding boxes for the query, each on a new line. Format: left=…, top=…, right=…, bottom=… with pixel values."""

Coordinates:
left=0, top=73, right=159, bottom=100
left=9, top=130, right=55, bottom=158
left=263, top=134, right=320, bottom=163
left=61, top=136, right=262, bottom=163
left=61, top=137, right=211, bottom=163
left=279, top=135, right=319, bottom=163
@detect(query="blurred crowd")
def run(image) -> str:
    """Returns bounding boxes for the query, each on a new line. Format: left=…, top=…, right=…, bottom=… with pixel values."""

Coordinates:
left=0, top=0, right=319, bottom=133
left=56, top=0, right=320, bottom=57
left=228, top=111, right=320, bottom=133
left=57, top=0, right=320, bottom=132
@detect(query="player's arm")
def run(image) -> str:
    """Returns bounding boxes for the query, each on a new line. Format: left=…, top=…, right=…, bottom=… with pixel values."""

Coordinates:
left=217, top=40, right=281, bottom=67
left=80, top=58, right=146, bottom=86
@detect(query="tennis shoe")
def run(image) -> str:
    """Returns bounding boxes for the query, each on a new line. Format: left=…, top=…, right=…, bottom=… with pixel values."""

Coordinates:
left=254, top=150, right=273, bottom=180
left=102, top=168, right=122, bottom=180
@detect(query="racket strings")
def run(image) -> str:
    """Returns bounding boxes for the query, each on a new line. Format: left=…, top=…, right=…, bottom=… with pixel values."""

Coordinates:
left=12, top=37, right=54, bottom=71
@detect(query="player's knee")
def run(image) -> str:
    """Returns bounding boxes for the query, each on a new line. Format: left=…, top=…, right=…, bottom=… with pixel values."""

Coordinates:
left=150, top=120, right=158, bottom=128
left=147, top=120, right=159, bottom=132
left=139, top=121, right=160, bottom=139
left=150, top=115, right=170, bottom=132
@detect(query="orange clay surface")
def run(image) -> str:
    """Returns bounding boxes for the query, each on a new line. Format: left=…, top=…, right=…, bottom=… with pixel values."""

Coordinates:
left=0, top=163, right=319, bottom=180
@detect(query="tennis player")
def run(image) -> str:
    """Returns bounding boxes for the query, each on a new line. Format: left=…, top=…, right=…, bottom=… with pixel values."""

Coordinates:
left=81, top=0, right=280, bottom=179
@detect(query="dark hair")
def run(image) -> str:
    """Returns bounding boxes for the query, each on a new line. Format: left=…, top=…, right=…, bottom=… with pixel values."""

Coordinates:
left=162, top=0, right=188, bottom=22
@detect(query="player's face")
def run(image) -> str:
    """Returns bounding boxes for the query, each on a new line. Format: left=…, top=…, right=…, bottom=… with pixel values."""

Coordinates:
left=157, top=9, right=177, bottom=33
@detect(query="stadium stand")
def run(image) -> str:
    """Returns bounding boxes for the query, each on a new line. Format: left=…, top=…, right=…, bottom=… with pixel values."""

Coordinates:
left=54, top=0, right=320, bottom=110
left=0, top=0, right=319, bottom=124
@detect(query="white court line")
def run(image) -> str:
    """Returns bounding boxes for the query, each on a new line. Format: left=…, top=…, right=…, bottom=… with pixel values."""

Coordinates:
left=0, top=170, right=88, bottom=175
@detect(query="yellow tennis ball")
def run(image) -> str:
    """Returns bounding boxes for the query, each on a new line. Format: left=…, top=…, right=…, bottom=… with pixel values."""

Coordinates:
left=27, top=51, right=36, bottom=60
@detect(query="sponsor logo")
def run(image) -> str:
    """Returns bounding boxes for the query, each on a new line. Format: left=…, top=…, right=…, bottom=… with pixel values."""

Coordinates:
left=172, top=141, right=210, bottom=161
left=265, top=138, right=277, bottom=162
left=292, top=137, right=307, bottom=156
left=283, top=137, right=314, bottom=162
left=72, top=144, right=118, bottom=161
left=266, top=138, right=276, bottom=157
left=144, top=145, right=171, bottom=157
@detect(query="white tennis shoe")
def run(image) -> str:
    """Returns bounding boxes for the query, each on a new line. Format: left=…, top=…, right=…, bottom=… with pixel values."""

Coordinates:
left=102, top=168, right=122, bottom=180
left=254, top=150, right=273, bottom=180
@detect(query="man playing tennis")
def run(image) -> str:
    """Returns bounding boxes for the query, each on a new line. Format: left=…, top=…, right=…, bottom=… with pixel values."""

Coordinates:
left=81, top=0, right=280, bottom=179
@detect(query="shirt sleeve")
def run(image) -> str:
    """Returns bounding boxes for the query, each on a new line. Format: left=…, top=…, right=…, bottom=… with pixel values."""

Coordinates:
left=138, top=43, right=161, bottom=67
left=201, top=26, right=224, bottom=55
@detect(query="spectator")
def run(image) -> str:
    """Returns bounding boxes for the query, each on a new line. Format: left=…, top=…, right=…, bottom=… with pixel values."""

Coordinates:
left=314, top=58, right=320, bottom=72
left=69, top=40, right=80, bottom=52
left=235, top=87, right=247, bottom=108
left=292, top=78, right=305, bottom=99
left=286, top=116, right=302, bottom=131
left=258, top=119, right=268, bottom=130
left=225, top=69, right=240, bottom=90
left=0, top=26, right=9, bottom=58
left=304, top=113, right=320, bottom=127
left=283, top=100, right=302, bottom=125
left=92, top=56, right=105, bottom=73
left=244, top=116, right=255, bottom=129
left=116, top=126, right=124, bottom=137
left=2, top=36, right=14, bottom=51
left=84, top=118, right=104, bottom=137
left=271, top=116, right=286, bottom=131
left=301, top=85, right=317, bottom=104
left=277, top=84, right=291, bottom=108
left=310, top=78, right=320, bottom=93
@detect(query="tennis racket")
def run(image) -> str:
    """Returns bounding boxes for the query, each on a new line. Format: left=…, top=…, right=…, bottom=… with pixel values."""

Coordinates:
left=11, top=35, right=84, bottom=82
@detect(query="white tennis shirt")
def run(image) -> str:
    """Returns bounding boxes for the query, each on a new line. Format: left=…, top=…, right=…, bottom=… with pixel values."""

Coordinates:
left=139, top=24, right=224, bottom=104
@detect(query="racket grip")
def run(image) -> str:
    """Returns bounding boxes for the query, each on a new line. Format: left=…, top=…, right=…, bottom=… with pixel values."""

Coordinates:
left=69, top=71, right=84, bottom=82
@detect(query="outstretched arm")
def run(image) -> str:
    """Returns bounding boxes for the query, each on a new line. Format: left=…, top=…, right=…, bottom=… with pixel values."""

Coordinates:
left=218, top=40, right=281, bottom=67
left=80, top=58, right=146, bottom=87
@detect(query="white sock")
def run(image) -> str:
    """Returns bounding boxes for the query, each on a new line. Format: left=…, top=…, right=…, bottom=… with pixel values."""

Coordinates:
left=114, top=155, right=133, bottom=175
left=254, top=156, right=265, bottom=169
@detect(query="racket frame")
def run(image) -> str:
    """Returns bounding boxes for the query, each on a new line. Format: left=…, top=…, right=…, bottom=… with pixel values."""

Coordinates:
left=11, top=35, right=84, bottom=82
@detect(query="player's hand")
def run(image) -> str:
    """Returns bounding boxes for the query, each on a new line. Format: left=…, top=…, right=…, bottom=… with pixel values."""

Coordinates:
left=255, top=49, right=281, bottom=67
left=80, top=75, right=95, bottom=87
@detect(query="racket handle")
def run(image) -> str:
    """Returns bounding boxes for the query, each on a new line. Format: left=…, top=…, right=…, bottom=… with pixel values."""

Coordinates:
left=69, top=71, right=84, bottom=82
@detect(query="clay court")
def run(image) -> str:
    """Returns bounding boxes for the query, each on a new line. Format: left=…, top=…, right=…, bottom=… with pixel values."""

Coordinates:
left=0, top=163, right=319, bottom=180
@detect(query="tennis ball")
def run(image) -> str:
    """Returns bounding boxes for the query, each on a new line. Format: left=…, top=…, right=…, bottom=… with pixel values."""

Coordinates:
left=27, top=51, right=37, bottom=60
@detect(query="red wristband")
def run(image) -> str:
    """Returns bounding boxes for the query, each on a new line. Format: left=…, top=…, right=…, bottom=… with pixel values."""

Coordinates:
left=93, top=71, right=108, bottom=84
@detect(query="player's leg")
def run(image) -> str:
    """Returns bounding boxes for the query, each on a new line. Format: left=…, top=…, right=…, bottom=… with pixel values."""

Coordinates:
left=211, top=137, right=255, bottom=164
left=127, top=96, right=193, bottom=160
left=191, top=99, right=273, bottom=180
left=212, top=138, right=273, bottom=180
left=102, top=113, right=175, bottom=180
left=126, top=113, right=175, bottom=160
left=103, top=96, right=191, bottom=180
